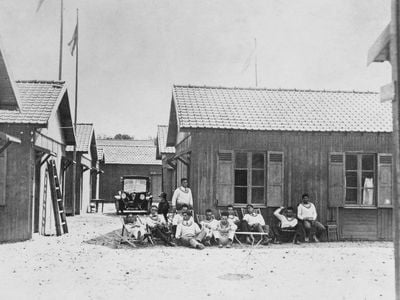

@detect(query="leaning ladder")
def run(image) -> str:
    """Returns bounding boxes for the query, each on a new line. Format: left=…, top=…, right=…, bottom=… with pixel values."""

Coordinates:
left=40, top=167, right=48, bottom=235
left=47, top=159, right=68, bottom=236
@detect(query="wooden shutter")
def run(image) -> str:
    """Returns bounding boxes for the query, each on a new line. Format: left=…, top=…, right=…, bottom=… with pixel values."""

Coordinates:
left=0, top=149, right=7, bottom=206
left=267, top=151, right=284, bottom=207
left=377, top=153, right=392, bottom=207
left=328, top=152, right=345, bottom=207
left=217, top=150, right=233, bottom=206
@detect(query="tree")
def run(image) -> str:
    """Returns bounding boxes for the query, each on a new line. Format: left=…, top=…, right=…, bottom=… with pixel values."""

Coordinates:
left=113, top=134, right=134, bottom=140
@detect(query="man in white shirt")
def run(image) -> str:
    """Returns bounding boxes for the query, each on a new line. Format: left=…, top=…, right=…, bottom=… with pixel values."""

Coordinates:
left=297, top=193, right=325, bottom=242
left=172, top=178, right=193, bottom=210
left=227, top=205, right=240, bottom=231
left=171, top=204, right=193, bottom=236
left=175, top=211, right=206, bottom=250
left=214, top=212, right=236, bottom=248
left=199, top=209, right=219, bottom=246
left=146, top=205, right=175, bottom=246
left=272, top=206, right=303, bottom=244
left=241, top=204, right=269, bottom=245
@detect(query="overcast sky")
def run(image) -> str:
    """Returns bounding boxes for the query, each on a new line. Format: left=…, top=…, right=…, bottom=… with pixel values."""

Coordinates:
left=0, top=0, right=392, bottom=138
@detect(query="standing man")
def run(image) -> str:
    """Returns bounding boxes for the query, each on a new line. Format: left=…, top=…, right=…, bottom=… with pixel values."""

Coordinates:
left=157, top=192, right=170, bottom=223
left=172, top=178, right=193, bottom=211
left=297, top=193, right=325, bottom=242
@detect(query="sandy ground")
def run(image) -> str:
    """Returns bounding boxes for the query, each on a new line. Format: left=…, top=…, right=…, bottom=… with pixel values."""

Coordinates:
left=0, top=204, right=395, bottom=300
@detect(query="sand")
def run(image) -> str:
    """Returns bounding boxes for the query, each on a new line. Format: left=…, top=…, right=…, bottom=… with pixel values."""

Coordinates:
left=0, top=205, right=395, bottom=300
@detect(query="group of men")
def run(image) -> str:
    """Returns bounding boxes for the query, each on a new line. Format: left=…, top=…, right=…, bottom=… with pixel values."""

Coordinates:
left=124, top=178, right=326, bottom=249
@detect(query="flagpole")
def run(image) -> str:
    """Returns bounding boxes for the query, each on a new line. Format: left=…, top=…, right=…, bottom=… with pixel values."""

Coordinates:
left=58, top=0, right=64, bottom=80
left=254, top=38, right=258, bottom=87
left=72, top=9, right=79, bottom=216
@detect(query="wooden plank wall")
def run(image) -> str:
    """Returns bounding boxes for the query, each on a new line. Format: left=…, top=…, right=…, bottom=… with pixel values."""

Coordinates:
left=0, top=125, right=33, bottom=242
left=187, top=130, right=392, bottom=227
left=340, top=208, right=378, bottom=240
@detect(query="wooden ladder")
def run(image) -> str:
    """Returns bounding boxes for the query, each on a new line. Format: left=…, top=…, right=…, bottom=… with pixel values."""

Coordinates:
left=40, top=167, right=48, bottom=235
left=47, top=159, right=68, bottom=236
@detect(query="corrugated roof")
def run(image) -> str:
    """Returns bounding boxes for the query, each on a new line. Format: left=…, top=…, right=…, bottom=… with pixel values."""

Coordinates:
left=157, top=125, right=175, bottom=154
left=172, top=85, right=392, bottom=133
left=0, top=80, right=66, bottom=124
left=97, top=139, right=160, bottom=165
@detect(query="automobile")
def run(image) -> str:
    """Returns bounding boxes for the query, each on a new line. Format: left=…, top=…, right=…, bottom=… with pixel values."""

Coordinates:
left=114, top=175, right=153, bottom=214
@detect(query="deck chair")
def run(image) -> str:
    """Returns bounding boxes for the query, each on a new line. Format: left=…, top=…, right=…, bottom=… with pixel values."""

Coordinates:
left=118, top=215, right=154, bottom=247
left=270, top=216, right=297, bottom=243
left=240, top=207, right=261, bottom=218
left=218, top=208, right=239, bottom=219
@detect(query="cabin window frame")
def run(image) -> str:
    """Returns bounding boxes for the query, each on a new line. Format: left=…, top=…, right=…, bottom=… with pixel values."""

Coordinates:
left=344, top=152, right=376, bottom=207
left=233, top=151, right=266, bottom=205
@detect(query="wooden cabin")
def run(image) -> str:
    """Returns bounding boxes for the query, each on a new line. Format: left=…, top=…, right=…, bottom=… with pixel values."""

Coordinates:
left=97, top=140, right=162, bottom=202
left=166, top=85, right=393, bottom=241
left=156, top=125, right=176, bottom=202
left=65, top=123, right=98, bottom=215
left=0, top=45, right=75, bottom=242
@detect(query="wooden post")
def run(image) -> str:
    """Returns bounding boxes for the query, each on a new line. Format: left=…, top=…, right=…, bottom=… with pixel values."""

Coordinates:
left=58, top=0, right=63, bottom=80
left=391, top=1, right=400, bottom=298
left=72, top=9, right=79, bottom=216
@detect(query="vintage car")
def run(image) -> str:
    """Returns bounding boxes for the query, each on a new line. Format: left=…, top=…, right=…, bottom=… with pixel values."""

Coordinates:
left=114, top=175, right=153, bottom=214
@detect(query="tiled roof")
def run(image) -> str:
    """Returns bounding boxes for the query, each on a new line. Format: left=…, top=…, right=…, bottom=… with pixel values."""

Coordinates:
left=66, top=123, right=94, bottom=152
left=0, top=80, right=66, bottom=124
left=172, top=85, right=392, bottom=132
left=97, top=139, right=160, bottom=165
left=157, top=125, right=175, bottom=154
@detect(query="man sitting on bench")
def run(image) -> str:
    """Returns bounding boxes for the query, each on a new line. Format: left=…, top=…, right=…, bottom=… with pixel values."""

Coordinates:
left=214, top=211, right=235, bottom=248
left=272, top=206, right=302, bottom=244
left=241, top=204, right=269, bottom=245
left=297, top=193, right=325, bottom=242
left=175, top=211, right=206, bottom=250
left=147, top=205, right=176, bottom=246
left=199, top=209, right=219, bottom=246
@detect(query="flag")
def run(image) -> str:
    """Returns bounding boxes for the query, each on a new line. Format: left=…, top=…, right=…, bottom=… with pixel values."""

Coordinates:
left=241, top=47, right=256, bottom=74
left=36, top=0, right=45, bottom=12
left=68, top=24, right=78, bottom=56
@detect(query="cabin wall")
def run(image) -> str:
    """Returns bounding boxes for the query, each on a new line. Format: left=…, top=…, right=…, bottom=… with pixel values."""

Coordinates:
left=0, top=125, right=34, bottom=243
left=187, top=129, right=392, bottom=240
left=99, top=164, right=162, bottom=201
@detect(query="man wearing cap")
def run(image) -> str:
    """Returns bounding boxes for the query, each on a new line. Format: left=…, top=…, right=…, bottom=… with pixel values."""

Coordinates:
left=157, top=192, right=170, bottom=223
left=146, top=205, right=175, bottom=246
left=172, top=178, right=193, bottom=210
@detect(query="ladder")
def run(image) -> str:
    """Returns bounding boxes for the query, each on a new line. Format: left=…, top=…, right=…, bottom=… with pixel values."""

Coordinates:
left=40, top=167, right=48, bottom=235
left=47, top=159, right=68, bottom=236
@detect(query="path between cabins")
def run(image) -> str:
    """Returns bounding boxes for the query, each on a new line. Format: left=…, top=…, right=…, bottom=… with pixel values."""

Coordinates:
left=0, top=208, right=395, bottom=300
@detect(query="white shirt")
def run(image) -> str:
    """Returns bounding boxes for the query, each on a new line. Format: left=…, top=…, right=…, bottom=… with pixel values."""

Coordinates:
left=200, top=218, right=219, bottom=231
left=175, top=221, right=201, bottom=239
left=273, top=207, right=298, bottom=228
left=146, top=214, right=165, bottom=228
left=172, top=186, right=193, bottom=208
left=297, top=202, right=317, bottom=221
left=172, top=213, right=194, bottom=226
left=243, top=213, right=265, bottom=226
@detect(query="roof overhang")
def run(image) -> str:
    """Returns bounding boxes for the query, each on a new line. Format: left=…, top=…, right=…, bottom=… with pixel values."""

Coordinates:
left=0, top=131, right=21, bottom=154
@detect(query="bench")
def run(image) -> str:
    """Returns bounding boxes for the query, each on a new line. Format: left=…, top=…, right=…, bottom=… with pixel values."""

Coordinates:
left=234, top=231, right=269, bottom=246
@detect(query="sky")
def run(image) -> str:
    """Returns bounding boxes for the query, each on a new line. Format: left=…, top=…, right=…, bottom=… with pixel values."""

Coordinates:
left=0, top=0, right=393, bottom=138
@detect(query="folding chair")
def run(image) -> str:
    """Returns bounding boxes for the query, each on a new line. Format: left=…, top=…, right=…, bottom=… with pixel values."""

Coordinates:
left=118, top=215, right=154, bottom=247
left=240, top=207, right=261, bottom=218
left=218, top=208, right=239, bottom=219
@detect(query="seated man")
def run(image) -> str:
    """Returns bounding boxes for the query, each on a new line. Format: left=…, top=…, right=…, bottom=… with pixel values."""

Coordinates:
left=272, top=206, right=303, bottom=244
left=214, top=211, right=236, bottom=248
left=241, top=204, right=269, bottom=245
left=171, top=204, right=193, bottom=235
left=146, top=205, right=175, bottom=246
left=227, top=205, right=240, bottom=231
left=297, top=193, right=326, bottom=242
left=175, top=211, right=206, bottom=250
left=199, top=209, right=219, bottom=246
left=124, top=214, right=146, bottom=241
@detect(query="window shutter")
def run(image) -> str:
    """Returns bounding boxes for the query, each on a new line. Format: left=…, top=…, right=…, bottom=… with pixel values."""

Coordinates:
left=267, top=151, right=284, bottom=207
left=217, top=150, right=233, bottom=206
left=328, top=152, right=345, bottom=207
left=0, top=149, right=7, bottom=206
left=377, top=153, right=392, bottom=207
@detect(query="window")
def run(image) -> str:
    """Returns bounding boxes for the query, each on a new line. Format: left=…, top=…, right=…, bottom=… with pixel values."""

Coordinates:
left=234, top=152, right=265, bottom=204
left=345, top=153, right=376, bottom=206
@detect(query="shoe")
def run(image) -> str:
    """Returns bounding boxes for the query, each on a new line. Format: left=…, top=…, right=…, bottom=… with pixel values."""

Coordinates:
left=226, top=241, right=232, bottom=248
left=313, top=235, right=320, bottom=243
left=196, top=243, right=205, bottom=250
left=218, top=244, right=223, bottom=248
left=304, top=237, right=310, bottom=243
left=293, top=239, right=301, bottom=245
